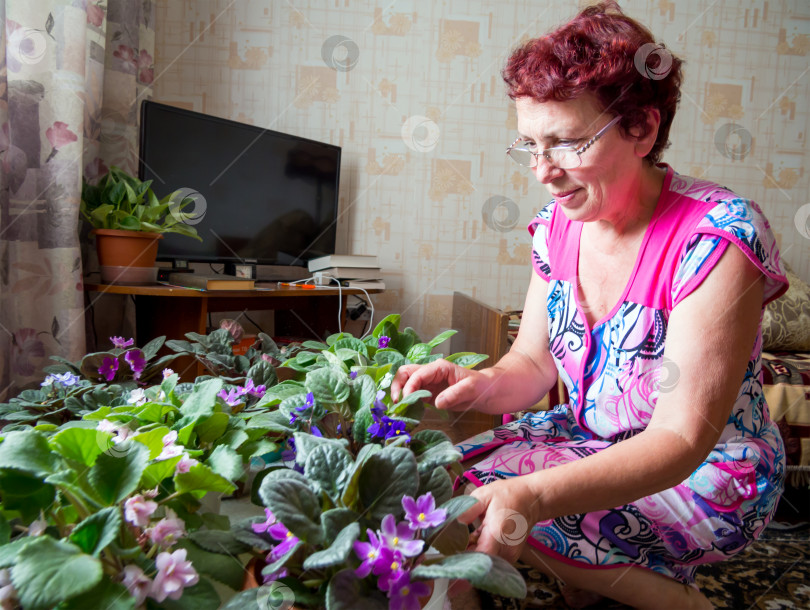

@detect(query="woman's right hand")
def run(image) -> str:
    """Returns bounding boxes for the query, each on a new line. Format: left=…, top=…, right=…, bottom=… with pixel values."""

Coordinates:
left=391, top=360, right=497, bottom=412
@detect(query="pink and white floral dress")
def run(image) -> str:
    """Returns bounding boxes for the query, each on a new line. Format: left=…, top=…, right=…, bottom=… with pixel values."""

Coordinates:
left=458, top=165, right=788, bottom=585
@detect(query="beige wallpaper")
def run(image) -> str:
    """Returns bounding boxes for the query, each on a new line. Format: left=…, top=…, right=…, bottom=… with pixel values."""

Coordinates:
left=152, top=0, right=810, bottom=340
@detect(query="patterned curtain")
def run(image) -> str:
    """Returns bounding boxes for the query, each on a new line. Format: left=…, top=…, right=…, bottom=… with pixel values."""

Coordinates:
left=0, top=0, right=155, bottom=400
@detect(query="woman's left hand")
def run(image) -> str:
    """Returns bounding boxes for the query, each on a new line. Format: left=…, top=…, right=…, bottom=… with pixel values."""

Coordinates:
left=457, top=478, right=540, bottom=565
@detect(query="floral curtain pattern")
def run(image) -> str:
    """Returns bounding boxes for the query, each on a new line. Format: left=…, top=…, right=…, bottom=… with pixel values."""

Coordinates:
left=0, top=0, right=155, bottom=400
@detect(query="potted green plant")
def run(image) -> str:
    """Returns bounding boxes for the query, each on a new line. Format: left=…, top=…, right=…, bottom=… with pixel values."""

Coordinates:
left=80, top=166, right=201, bottom=283
left=206, top=315, right=527, bottom=609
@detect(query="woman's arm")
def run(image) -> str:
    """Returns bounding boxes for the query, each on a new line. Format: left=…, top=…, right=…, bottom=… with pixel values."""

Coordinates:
left=391, top=272, right=559, bottom=415
left=462, top=244, right=766, bottom=561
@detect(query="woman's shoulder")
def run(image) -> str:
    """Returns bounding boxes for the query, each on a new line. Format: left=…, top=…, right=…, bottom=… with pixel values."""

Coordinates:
left=528, top=199, right=557, bottom=235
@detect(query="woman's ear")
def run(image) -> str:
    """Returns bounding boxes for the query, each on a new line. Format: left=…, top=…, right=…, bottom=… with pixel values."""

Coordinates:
left=631, top=108, right=661, bottom=158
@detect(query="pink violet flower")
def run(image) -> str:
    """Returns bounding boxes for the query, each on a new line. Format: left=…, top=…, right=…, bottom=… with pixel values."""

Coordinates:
left=157, top=431, right=184, bottom=461
left=162, top=368, right=175, bottom=379
left=217, top=387, right=243, bottom=407
left=124, top=349, right=146, bottom=379
left=379, top=514, right=423, bottom=557
left=110, top=336, right=134, bottom=349
left=124, top=494, right=158, bottom=527
left=98, top=356, right=118, bottom=382
left=28, top=520, right=46, bottom=536
left=387, top=570, right=430, bottom=610
left=175, top=454, right=198, bottom=474
left=120, top=564, right=151, bottom=606
left=147, top=517, right=186, bottom=548
left=402, top=492, right=447, bottom=530
left=149, top=549, right=199, bottom=602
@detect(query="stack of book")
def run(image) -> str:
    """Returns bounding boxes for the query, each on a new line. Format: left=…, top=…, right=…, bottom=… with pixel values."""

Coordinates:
left=307, top=254, right=384, bottom=289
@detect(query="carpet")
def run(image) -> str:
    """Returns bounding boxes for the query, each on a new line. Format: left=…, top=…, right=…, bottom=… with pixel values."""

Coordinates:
left=477, top=521, right=810, bottom=609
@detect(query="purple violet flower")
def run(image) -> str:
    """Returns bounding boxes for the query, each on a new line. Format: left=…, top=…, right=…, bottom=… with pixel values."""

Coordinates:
left=371, top=390, right=386, bottom=420
left=244, top=378, right=267, bottom=398
left=267, top=522, right=299, bottom=560
left=311, top=425, right=323, bottom=438
left=41, top=372, right=80, bottom=388
left=252, top=508, right=277, bottom=534
left=388, top=570, right=431, bottom=610
left=377, top=335, right=391, bottom=349
left=289, top=413, right=298, bottom=425
left=353, top=529, right=384, bottom=578
left=372, top=546, right=407, bottom=592
left=379, top=514, right=424, bottom=557
left=349, top=370, right=358, bottom=380
left=385, top=419, right=410, bottom=442
left=262, top=567, right=288, bottom=584
left=217, top=388, right=243, bottom=407
left=110, top=336, right=134, bottom=349
left=124, top=349, right=146, bottom=379
left=295, top=392, right=315, bottom=413
left=402, top=492, right=447, bottom=530
left=98, top=356, right=118, bottom=382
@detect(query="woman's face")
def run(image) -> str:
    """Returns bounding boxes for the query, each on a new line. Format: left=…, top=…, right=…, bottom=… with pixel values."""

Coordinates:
left=514, top=95, right=649, bottom=225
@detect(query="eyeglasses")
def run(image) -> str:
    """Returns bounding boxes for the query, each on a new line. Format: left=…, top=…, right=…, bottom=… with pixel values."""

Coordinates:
left=506, top=115, right=622, bottom=170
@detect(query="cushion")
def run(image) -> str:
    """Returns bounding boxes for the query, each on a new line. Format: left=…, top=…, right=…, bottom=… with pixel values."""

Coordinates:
left=761, top=351, right=810, bottom=486
left=762, top=266, right=810, bottom=352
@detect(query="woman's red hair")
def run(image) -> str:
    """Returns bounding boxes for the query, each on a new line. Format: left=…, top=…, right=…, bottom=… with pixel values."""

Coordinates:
left=503, top=1, right=682, bottom=164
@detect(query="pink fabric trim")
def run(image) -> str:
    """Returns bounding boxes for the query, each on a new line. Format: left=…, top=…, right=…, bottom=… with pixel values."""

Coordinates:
left=673, top=228, right=789, bottom=308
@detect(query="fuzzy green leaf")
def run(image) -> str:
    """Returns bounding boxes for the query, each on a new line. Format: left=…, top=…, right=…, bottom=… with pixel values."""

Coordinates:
left=303, top=522, right=360, bottom=570
left=305, top=367, right=350, bottom=404
left=206, top=445, right=244, bottom=482
left=259, top=476, right=322, bottom=545
left=0, top=430, right=59, bottom=477
left=358, top=446, right=418, bottom=520
left=304, top=443, right=354, bottom=502
left=89, top=441, right=150, bottom=505
left=49, top=427, right=107, bottom=467
left=174, top=463, right=237, bottom=496
left=11, top=537, right=103, bottom=610
left=411, top=551, right=527, bottom=598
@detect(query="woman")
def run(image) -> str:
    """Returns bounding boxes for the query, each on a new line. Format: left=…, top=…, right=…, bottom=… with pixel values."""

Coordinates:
left=392, top=3, right=787, bottom=609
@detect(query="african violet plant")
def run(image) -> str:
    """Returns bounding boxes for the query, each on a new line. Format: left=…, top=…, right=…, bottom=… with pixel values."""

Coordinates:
left=204, top=315, right=527, bottom=609
left=0, top=347, right=282, bottom=608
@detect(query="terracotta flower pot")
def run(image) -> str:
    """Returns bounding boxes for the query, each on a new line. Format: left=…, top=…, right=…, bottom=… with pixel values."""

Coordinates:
left=92, top=228, right=162, bottom=268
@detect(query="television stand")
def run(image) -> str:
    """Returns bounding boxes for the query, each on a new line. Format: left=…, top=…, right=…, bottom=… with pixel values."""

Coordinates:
left=83, top=282, right=383, bottom=379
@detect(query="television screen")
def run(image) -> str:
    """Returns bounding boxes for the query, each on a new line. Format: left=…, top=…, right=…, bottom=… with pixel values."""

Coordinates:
left=138, top=101, right=340, bottom=267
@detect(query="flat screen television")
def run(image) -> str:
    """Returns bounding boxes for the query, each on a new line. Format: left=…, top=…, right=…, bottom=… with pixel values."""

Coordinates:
left=138, top=101, right=340, bottom=269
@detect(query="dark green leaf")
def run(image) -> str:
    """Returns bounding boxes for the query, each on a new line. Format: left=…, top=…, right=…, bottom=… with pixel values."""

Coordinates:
left=49, top=427, right=108, bottom=467
left=321, top=508, right=361, bottom=541
left=303, top=522, right=360, bottom=570
left=428, top=518, right=469, bottom=555
left=68, top=507, right=122, bottom=556
left=358, top=446, right=418, bottom=520
left=444, top=352, right=489, bottom=369
left=304, top=443, right=354, bottom=502
left=259, top=475, right=322, bottom=544
left=188, top=529, right=250, bottom=555
left=176, top=539, right=244, bottom=590
left=416, top=441, right=462, bottom=475
left=411, top=551, right=527, bottom=598
left=416, top=466, right=453, bottom=507
left=326, top=569, right=388, bottom=610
